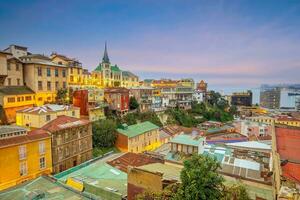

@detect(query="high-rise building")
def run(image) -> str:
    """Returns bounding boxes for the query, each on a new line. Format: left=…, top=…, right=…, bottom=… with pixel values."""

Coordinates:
left=231, top=90, right=252, bottom=106
left=260, top=87, right=280, bottom=109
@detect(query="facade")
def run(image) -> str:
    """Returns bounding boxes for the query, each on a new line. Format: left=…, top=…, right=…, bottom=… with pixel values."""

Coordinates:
left=275, top=115, right=300, bottom=127
left=104, top=87, right=129, bottom=115
left=20, top=54, right=68, bottom=105
left=16, top=104, right=80, bottom=129
left=231, top=90, right=252, bottom=106
left=5, top=57, right=24, bottom=86
left=273, top=125, right=300, bottom=199
left=196, top=80, right=207, bottom=92
left=50, top=53, right=84, bottom=86
left=115, top=121, right=160, bottom=153
left=0, top=51, right=10, bottom=86
left=169, top=134, right=205, bottom=155
left=129, top=87, right=153, bottom=112
left=234, top=120, right=272, bottom=140
left=193, top=89, right=205, bottom=104
left=0, top=86, right=36, bottom=123
left=92, top=43, right=139, bottom=88
left=260, top=87, right=281, bottom=109
left=40, top=115, right=92, bottom=174
left=0, top=126, right=52, bottom=190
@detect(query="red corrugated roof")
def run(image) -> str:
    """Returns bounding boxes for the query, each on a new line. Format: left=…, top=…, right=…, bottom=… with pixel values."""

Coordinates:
left=41, top=115, right=90, bottom=133
left=0, top=130, right=50, bottom=148
left=275, top=126, right=300, bottom=183
left=107, top=152, right=163, bottom=173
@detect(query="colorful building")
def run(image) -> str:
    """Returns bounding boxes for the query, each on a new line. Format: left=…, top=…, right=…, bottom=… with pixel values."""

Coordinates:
left=50, top=53, right=84, bottom=86
left=16, top=104, right=80, bottom=129
left=231, top=90, right=253, bottom=107
left=275, top=115, right=300, bottom=127
left=0, top=86, right=36, bottom=123
left=115, top=121, right=160, bottom=153
left=129, top=87, right=153, bottom=112
left=104, top=87, right=129, bottom=115
left=92, top=43, right=139, bottom=88
left=273, top=125, right=300, bottom=199
left=40, top=115, right=93, bottom=174
left=169, top=134, right=205, bottom=155
left=0, top=126, right=52, bottom=190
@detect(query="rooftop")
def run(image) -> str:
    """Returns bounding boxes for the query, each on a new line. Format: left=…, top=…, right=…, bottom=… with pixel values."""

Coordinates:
left=0, top=125, right=27, bottom=135
left=0, top=86, right=35, bottom=95
left=170, top=134, right=204, bottom=147
left=0, top=176, right=89, bottom=200
left=55, top=154, right=127, bottom=198
left=107, top=152, right=163, bottom=173
left=17, top=104, right=79, bottom=114
left=116, top=121, right=159, bottom=138
left=137, top=162, right=183, bottom=181
left=225, top=141, right=271, bottom=151
left=41, top=115, right=90, bottom=133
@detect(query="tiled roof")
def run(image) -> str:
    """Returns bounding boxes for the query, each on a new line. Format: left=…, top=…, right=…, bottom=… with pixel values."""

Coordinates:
left=225, top=141, right=271, bottom=151
left=276, top=115, right=300, bottom=122
left=116, top=121, right=159, bottom=138
left=0, top=129, right=49, bottom=148
left=111, top=65, right=121, bottom=72
left=107, top=152, right=163, bottom=173
left=104, top=87, right=129, bottom=93
left=0, top=86, right=35, bottom=95
left=41, top=115, right=90, bottom=133
left=122, top=71, right=137, bottom=77
left=275, top=125, right=300, bottom=183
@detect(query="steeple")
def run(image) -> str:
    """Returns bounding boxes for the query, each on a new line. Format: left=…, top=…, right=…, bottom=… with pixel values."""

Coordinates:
left=102, top=42, right=110, bottom=63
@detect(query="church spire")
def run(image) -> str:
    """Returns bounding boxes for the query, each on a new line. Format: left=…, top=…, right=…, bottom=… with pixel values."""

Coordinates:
left=102, top=42, right=110, bottom=63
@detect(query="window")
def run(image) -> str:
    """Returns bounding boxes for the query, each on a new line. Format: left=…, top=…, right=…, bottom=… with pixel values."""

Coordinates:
left=62, top=69, right=66, bottom=77
left=77, top=68, right=80, bottom=74
left=70, top=75, right=74, bottom=82
left=39, top=157, right=45, bottom=169
left=47, top=68, right=51, bottom=77
left=47, top=81, right=51, bottom=91
left=55, top=68, right=59, bottom=77
left=38, top=81, right=43, bottom=90
left=25, top=96, right=32, bottom=101
left=20, top=161, right=27, bottom=176
left=37, top=67, right=42, bottom=76
left=7, top=63, right=11, bottom=70
left=72, top=111, right=75, bottom=116
left=63, top=82, right=66, bottom=89
left=19, top=145, right=27, bottom=160
left=17, top=78, right=20, bottom=85
left=55, top=81, right=59, bottom=90
left=70, top=68, right=73, bottom=74
left=46, top=115, right=51, bottom=121
left=39, top=141, right=45, bottom=154
left=16, top=63, right=20, bottom=71
left=7, top=97, right=15, bottom=103
left=7, top=78, right=11, bottom=86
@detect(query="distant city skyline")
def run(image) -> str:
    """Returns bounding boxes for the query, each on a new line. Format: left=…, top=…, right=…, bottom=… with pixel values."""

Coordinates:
left=1, top=0, right=300, bottom=89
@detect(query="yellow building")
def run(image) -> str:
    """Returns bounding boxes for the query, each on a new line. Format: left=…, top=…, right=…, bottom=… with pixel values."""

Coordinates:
left=50, top=53, right=84, bottom=86
left=0, top=126, right=52, bottom=191
left=92, top=43, right=139, bottom=88
left=275, top=115, right=300, bottom=127
left=19, top=54, right=68, bottom=106
left=16, top=104, right=80, bottom=129
left=247, top=116, right=276, bottom=125
left=115, top=121, right=161, bottom=153
left=0, top=86, right=36, bottom=123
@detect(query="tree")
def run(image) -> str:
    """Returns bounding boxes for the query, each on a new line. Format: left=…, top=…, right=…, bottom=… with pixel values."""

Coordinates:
left=173, top=154, right=224, bottom=200
left=139, top=111, right=163, bottom=127
left=122, top=113, right=137, bottom=125
left=207, top=91, right=222, bottom=106
left=221, top=184, right=251, bottom=200
left=92, top=119, right=117, bottom=148
left=229, top=105, right=238, bottom=115
left=56, top=88, right=68, bottom=104
left=129, top=96, right=139, bottom=110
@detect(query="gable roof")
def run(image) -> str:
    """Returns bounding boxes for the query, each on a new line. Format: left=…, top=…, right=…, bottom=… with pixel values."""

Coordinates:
left=116, top=121, right=159, bottom=138
left=41, top=115, right=90, bottom=133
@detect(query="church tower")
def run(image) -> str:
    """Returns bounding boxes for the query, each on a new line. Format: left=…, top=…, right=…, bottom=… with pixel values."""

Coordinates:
left=102, top=42, right=111, bottom=86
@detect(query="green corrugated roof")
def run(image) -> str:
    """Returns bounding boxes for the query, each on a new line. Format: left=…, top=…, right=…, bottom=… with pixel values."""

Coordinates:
left=116, top=121, right=159, bottom=138
left=170, top=134, right=204, bottom=147
left=111, top=65, right=121, bottom=72
left=94, top=64, right=102, bottom=71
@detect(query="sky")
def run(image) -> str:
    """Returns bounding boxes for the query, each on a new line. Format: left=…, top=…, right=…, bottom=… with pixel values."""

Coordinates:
left=0, top=0, right=300, bottom=92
